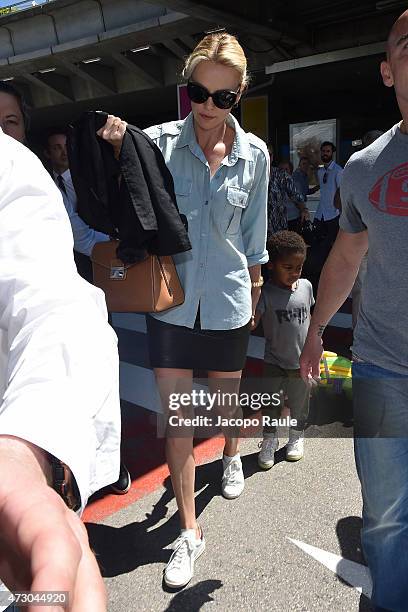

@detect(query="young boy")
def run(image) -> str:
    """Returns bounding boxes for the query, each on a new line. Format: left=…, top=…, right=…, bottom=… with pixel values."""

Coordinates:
left=253, top=231, right=314, bottom=469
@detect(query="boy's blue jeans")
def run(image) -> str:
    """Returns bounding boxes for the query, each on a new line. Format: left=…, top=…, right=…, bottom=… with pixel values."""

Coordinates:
left=353, top=361, right=408, bottom=612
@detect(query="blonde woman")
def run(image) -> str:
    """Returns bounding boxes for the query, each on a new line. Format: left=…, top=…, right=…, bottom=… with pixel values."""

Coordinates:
left=143, top=33, right=269, bottom=587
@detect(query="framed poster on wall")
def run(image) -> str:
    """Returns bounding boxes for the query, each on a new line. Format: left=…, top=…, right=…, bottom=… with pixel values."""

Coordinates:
left=290, top=118, right=337, bottom=178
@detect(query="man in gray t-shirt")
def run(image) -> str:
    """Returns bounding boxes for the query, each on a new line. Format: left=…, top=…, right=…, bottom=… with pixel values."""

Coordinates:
left=340, top=125, right=408, bottom=373
left=300, top=10, right=408, bottom=610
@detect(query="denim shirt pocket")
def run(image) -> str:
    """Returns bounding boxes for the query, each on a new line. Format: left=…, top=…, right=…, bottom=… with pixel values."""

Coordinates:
left=224, top=186, right=249, bottom=235
left=173, top=176, right=193, bottom=214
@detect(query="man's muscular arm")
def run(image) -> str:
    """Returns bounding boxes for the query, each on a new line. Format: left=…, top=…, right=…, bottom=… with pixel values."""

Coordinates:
left=300, top=229, right=368, bottom=381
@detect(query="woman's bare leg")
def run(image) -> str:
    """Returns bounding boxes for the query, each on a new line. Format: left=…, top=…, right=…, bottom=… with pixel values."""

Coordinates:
left=208, top=370, right=242, bottom=456
left=154, top=367, right=199, bottom=535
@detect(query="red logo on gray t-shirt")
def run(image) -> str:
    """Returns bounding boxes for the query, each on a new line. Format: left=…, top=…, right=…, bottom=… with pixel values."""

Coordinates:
left=369, top=161, right=408, bottom=216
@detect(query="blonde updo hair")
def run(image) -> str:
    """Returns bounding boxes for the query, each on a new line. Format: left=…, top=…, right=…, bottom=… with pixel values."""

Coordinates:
left=182, top=32, right=249, bottom=90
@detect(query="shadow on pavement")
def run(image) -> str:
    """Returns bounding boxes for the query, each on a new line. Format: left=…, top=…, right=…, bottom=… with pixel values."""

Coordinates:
left=336, top=516, right=373, bottom=611
left=163, top=579, right=222, bottom=610
left=86, top=451, right=274, bottom=578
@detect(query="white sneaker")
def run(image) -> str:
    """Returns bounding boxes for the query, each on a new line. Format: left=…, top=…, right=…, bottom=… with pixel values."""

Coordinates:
left=164, top=527, right=205, bottom=588
left=221, top=454, right=245, bottom=499
left=258, top=433, right=279, bottom=470
left=286, top=430, right=304, bottom=461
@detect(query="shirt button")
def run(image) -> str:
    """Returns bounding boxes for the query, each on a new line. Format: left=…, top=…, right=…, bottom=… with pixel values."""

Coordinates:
left=204, top=200, right=208, bottom=205
left=200, top=263, right=204, bottom=268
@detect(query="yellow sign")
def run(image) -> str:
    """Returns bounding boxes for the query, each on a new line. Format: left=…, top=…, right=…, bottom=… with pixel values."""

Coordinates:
left=241, top=96, right=268, bottom=141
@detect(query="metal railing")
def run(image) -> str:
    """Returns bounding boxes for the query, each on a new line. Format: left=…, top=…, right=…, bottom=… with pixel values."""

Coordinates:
left=0, top=0, right=54, bottom=17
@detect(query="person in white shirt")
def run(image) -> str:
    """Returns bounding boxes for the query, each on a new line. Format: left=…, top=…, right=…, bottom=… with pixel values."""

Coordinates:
left=0, top=83, right=130, bottom=498
left=315, top=141, right=343, bottom=254
left=44, top=130, right=131, bottom=495
left=45, top=130, right=110, bottom=282
left=0, top=127, right=121, bottom=609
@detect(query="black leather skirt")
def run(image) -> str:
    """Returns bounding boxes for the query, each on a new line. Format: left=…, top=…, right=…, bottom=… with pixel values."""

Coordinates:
left=146, top=312, right=251, bottom=372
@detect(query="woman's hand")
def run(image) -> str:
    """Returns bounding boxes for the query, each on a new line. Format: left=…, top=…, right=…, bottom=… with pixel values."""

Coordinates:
left=96, top=115, right=127, bottom=159
left=250, top=313, right=259, bottom=330
left=249, top=265, right=262, bottom=330
left=251, top=286, right=262, bottom=329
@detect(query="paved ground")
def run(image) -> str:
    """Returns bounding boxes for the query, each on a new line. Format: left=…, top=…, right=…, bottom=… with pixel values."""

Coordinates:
left=86, top=435, right=371, bottom=612
left=81, top=310, right=365, bottom=612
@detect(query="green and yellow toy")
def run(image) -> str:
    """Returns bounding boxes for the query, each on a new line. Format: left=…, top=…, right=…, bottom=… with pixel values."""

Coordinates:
left=319, top=351, right=352, bottom=400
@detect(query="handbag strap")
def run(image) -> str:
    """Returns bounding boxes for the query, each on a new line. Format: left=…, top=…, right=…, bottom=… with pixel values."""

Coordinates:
left=156, top=256, right=173, bottom=296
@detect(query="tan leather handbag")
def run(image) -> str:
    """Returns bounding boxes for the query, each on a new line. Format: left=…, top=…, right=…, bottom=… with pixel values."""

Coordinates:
left=91, top=241, right=184, bottom=313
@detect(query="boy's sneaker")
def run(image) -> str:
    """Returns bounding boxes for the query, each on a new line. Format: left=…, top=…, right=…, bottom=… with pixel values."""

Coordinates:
left=258, top=433, right=279, bottom=470
left=286, top=430, right=304, bottom=461
left=221, top=454, right=245, bottom=499
left=164, top=527, right=205, bottom=588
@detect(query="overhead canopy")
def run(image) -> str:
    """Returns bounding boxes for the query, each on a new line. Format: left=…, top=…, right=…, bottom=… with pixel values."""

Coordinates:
left=0, top=0, right=404, bottom=136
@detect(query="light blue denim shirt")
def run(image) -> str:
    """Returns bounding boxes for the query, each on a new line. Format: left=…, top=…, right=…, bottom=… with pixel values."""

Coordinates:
left=144, top=112, right=269, bottom=330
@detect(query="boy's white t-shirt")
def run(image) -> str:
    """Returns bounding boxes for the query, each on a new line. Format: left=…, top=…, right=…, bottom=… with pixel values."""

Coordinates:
left=256, top=278, right=314, bottom=369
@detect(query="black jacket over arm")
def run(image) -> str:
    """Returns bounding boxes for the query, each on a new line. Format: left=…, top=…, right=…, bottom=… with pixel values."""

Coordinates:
left=67, top=112, right=191, bottom=261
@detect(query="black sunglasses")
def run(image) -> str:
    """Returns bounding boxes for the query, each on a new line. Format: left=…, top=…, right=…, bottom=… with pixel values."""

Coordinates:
left=187, top=81, right=240, bottom=110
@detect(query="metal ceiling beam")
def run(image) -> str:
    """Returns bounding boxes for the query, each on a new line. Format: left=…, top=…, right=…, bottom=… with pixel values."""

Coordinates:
left=274, top=44, right=295, bottom=61
left=145, top=0, right=310, bottom=45
left=21, top=72, right=73, bottom=103
left=112, top=52, right=162, bottom=88
left=162, top=39, right=188, bottom=59
left=240, top=35, right=295, bottom=62
left=179, top=34, right=198, bottom=50
left=57, top=59, right=116, bottom=95
left=265, top=41, right=387, bottom=74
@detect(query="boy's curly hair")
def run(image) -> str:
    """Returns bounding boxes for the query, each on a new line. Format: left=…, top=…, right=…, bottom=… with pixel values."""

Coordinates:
left=267, top=231, right=307, bottom=263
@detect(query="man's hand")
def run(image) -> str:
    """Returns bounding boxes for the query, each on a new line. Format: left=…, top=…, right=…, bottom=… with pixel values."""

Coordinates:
left=334, top=188, right=342, bottom=211
left=0, top=437, right=106, bottom=612
left=299, top=331, right=324, bottom=385
left=300, top=208, right=310, bottom=223
left=96, top=114, right=127, bottom=159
